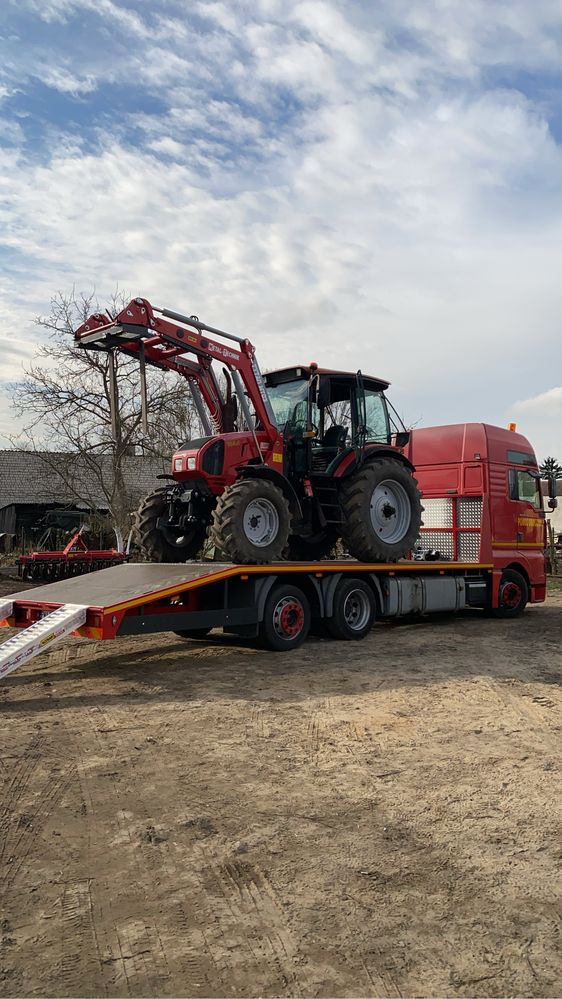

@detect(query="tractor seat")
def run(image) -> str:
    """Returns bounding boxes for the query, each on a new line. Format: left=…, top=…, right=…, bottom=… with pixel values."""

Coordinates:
left=311, top=425, right=347, bottom=473
left=321, top=424, right=347, bottom=449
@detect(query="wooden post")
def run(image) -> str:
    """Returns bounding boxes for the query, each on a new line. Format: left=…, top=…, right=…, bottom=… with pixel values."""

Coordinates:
left=547, top=520, right=558, bottom=575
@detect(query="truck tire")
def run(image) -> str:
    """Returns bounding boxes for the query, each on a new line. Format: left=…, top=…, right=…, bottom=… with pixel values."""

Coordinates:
left=135, top=486, right=207, bottom=563
left=326, top=577, right=376, bottom=640
left=340, top=459, right=422, bottom=562
left=492, top=568, right=528, bottom=618
left=285, top=530, right=337, bottom=561
left=260, top=582, right=310, bottom=651
left=210, top=479, right=291, bottom=564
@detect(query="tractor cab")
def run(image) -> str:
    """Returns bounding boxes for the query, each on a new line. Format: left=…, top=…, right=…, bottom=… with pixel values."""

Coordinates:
left=264, top=366, right=395, bottom=475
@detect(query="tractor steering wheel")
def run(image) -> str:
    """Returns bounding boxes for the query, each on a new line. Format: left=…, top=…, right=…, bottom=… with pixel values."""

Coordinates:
left=291, top=419, right=320, bottom=438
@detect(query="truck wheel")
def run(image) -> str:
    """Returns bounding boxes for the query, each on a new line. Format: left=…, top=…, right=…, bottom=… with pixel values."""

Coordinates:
left=285, top=530, right=337, bottom=561
left=326, top=578, right=376, bottom=640
left=340, top=459, right=422, bottom=562
left=174, top=627, right=211, bottom=640
left=210, top=479, right=291, bottom=564
left=135, top=486, right=207, bottom=562
left=260, top=583, right=310, bottom=651
left=492, top=568, right=528, bottom=618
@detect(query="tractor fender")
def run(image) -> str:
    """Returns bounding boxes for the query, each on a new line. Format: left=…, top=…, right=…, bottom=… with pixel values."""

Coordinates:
left=332, top=446, right=416, bottom=478
left=236, top=465, right=303, bottom=520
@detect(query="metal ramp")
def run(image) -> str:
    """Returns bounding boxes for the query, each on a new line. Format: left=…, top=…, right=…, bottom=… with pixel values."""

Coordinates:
left=0, top=600, right=14, bottom=623
left=0, top=603, right=87, bottom=680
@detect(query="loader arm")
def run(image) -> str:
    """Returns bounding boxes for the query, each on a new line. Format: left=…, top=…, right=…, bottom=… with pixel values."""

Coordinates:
left=74, top=298, right=279, bottom=443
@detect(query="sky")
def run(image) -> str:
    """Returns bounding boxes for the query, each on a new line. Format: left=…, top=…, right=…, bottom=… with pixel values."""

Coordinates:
left=1, top=0, right=562, bottom=460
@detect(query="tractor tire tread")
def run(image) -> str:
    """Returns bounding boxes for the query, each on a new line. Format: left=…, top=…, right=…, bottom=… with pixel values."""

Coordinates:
left=210, top=478, right=291, bottom=564
left=340, top=458, right=422, bottom=563
left=135, top=486, right=206, bottom=563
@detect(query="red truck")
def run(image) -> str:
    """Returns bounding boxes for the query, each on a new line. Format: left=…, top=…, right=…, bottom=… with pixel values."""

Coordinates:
left=0, top=423, right=552, bottom=677
left=408, top=422, right=548, bottom=615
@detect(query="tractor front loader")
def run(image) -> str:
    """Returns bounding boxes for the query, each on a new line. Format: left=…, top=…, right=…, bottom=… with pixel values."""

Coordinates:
left=74, top=298, right=422, bottom=564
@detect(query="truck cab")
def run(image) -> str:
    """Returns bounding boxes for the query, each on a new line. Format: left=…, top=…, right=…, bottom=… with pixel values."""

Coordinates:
left=407, top=423, right=547, bottom=608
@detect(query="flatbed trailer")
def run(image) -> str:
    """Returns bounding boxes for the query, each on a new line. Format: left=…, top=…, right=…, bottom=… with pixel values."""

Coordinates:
left=0, top=554, right=531, bottom=680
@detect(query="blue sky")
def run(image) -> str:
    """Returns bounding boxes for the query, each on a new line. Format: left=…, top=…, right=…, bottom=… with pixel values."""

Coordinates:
left=1, top=0, right=562, bottom=457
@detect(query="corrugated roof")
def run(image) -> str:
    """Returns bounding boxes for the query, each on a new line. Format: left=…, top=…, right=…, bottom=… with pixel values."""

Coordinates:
left=0, top=449, right=168, bottom=511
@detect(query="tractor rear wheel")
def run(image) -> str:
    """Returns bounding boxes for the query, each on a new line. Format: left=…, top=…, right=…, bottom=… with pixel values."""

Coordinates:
left=340, top=458, right=422, bottom=562
left=210, top=478, right=291, bottom=564
left=135, top=486, right=207, bottom=563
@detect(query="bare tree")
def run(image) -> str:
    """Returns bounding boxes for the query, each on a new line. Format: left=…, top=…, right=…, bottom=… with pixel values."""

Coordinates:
left=10, top=289, right=201, bottom=547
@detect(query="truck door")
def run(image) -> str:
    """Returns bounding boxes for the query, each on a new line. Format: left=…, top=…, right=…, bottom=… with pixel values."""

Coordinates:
left=508, top=467, right=545, bottom=548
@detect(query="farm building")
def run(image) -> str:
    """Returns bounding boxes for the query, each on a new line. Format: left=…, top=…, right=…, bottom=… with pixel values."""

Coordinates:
left=0, top=449, right=167, bottom=548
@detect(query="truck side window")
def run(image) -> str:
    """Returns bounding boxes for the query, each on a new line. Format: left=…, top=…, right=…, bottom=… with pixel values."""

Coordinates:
left=508, top=469, right=542, bottom=509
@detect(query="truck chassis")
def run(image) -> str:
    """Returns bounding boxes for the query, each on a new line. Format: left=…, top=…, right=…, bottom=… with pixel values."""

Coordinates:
left=0, top=555, right=527, bottom=680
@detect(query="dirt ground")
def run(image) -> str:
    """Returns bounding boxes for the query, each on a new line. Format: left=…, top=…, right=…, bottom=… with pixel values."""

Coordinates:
left=1, top=578, right=562, bottom=999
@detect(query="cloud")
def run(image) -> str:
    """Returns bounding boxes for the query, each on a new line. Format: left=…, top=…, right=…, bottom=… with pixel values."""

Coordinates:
left=1, top=0, right=562, bottom=458
left=510, top=388, right=562, bottom=461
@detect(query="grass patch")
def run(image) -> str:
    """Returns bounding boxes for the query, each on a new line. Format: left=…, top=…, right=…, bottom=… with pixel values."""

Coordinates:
left=547, top=575, right=562, bottom=593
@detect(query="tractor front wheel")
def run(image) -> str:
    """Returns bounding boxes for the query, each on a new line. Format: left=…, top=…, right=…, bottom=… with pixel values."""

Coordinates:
left=210, top=478, right=291, bottom=564
left=135, top=486, right=207, bottom=562
left=340, top=459, right=422, bottom=562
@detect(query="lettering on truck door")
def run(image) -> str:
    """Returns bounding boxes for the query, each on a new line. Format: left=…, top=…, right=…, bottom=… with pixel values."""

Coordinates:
left=507, top=467, right=545, bottom=549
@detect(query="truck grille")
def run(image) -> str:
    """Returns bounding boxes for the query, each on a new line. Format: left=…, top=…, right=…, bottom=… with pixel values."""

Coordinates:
left=417, top=497, right=482, bottom=561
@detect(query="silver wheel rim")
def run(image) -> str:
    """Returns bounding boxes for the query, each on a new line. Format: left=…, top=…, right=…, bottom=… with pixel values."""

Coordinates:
left=343, top=589, right=371, bottom=631
left=243, top=497, right=280, bottom=547
left=369, top=479, right=411, bottom=544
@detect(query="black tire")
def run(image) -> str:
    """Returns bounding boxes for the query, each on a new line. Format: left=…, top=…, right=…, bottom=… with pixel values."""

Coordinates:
left=174, top=628, right=211, bottom=640
left=340, top=459, right=422, bottom=562
left=326, top=577, right=376, bottom=640
left=210, top=478, right=291, bottom=564
left=260, top=583, right=310, bottom=651
left=135, top=486, right=207, bottom=563
left=285, top=530, right=337, bottom=561
left=492, top=568, right=528, bottom=618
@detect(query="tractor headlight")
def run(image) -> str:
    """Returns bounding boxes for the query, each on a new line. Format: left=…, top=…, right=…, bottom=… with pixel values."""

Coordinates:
left=174, top=458, right=183, bottom=471
left=187, top=456, right=196, bottom=470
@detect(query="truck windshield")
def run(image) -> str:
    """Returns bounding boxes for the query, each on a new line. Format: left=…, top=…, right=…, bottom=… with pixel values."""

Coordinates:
left=267, top=379, right=312, bottom=431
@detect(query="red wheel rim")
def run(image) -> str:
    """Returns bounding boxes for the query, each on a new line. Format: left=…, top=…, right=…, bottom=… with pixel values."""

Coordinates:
left=501, top=581, right=522, bottom=609
left=273, top=597, right=305, bottom=639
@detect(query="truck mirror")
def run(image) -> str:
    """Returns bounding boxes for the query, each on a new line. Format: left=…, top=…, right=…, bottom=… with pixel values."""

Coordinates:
left=548, top=497, right=558, bottom=510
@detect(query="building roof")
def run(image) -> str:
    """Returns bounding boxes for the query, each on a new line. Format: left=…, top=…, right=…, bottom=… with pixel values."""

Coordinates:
left=0, top=449, right=168, bottom=511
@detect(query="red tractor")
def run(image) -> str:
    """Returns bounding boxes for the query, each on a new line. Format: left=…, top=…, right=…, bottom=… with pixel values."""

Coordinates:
left=75, top=298, right=422, bottom=564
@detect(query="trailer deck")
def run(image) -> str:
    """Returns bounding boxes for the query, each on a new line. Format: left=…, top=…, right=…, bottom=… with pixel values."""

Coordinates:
left=0, top=558, right=495, bottom=679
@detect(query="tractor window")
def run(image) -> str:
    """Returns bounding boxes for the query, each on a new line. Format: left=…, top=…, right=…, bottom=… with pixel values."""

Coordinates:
left=508, top=469, right=542, bottom=510
left=364, top=390, right=390, bottom=443
left=267, top=379, right=312, bottom=431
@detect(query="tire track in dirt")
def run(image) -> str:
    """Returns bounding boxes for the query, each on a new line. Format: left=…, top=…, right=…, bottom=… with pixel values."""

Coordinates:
left=479, top=677, right=562, bottom=755
left=341, top=912, right=401, bottom=998
left=0, top=731, right=76, bottom=893
left=55, top=706, right=176, bottom=998
left=59, top=878, right=109, bottom=998
left=199, top=856, right=305, bottom=996
left=246, top=702, right=270, bottom=740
